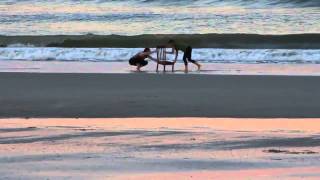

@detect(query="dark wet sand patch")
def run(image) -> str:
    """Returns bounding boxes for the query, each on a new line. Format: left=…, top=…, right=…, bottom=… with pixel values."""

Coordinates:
left=263, top=149, right=318, bottom=155
left=0, top=127, right=37, bottom=133
left=0, top=130, right=190, bottom=144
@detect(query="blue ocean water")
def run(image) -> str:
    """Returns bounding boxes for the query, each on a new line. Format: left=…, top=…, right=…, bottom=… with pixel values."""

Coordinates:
left=0, top=0, right=319, bottom=35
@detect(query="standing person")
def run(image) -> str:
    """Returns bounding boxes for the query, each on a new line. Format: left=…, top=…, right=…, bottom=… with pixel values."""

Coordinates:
left=129, top=48, right=156, bottom=72
left=167, top=39, right=201, bottom=73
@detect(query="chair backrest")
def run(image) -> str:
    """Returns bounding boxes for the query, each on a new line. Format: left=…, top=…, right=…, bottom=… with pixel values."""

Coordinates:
left=156, top=47, right=167, bottom=62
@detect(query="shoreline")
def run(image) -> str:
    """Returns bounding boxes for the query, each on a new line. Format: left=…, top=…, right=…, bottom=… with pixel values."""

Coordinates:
left=1, top=61, right=320, bottom=76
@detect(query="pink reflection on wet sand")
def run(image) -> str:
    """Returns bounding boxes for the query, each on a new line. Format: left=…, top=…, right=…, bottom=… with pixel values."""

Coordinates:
left=3, top=118, right=319, bottom=132
left=1, top=118, right=320, bottom=179
left=113, top=167, right=320, bottom=180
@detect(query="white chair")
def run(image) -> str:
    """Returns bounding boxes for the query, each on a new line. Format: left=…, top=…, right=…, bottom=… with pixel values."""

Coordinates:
left=156, top=46, right=177, bottom=72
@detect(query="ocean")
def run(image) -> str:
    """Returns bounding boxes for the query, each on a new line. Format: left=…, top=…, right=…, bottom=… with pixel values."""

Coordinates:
left=0, top=0, right=319, bottom=69
left=1, top=0, right=320, bottom=35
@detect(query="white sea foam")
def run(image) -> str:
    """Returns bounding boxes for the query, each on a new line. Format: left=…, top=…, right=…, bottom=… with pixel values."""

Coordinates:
left=0, top=48, right=320, bottom=64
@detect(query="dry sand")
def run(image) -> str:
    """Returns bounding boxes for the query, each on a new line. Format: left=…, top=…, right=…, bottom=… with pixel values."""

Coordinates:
left=1, top=72, right=320, bottom=118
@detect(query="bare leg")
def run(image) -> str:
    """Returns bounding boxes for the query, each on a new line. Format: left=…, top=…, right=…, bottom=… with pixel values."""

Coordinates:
left=184, top=65, right=188, bottom=73
left=194, top=62, right=201, bottom=71
left=183, top=56, right=188, bottom=73
left=188, top=59, right=201, bottom=71
left=136, top=64, right=142, bottom=72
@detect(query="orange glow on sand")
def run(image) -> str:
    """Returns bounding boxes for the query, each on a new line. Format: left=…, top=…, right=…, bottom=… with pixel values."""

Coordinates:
left=113, top=167, right=320, bottom=180
left=3, top=118, right=320, bottom=133
left=1, top=118, right=320, bottom=179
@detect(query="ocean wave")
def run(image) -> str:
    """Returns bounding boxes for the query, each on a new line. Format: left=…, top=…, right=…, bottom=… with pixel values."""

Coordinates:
left=1, top=34, right=320, bottom=49
left=1, top=1, right=319, bottom=36
left=0, top=13, right=160, bottom=24
left=1, top=0, right=320, bottom=8
left=136, top=0, right=320, bottom=8
left=0, top=47, right=320, bottom=64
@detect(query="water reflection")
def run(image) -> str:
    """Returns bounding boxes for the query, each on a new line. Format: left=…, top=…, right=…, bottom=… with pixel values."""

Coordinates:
left=0, top=2, right=319, bottom=35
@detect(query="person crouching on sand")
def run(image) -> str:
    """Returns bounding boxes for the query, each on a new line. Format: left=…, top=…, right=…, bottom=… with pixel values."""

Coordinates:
left=167, top=39, right=201, bottom=73
left=129, top=48, right=156, bottom=72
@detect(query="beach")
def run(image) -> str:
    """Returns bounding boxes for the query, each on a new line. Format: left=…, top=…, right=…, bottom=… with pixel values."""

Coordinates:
left=1, top=62, right=320, bottom=180
left=1, top=0, right=320, bottom=179
left=1, top=72, right=320, bottom=118
left=0, top=118, right=319, bottom=179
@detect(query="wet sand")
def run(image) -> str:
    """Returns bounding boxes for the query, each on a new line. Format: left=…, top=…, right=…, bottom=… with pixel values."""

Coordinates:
left=1, top=72, right=320, bottom=118
left=2, top=60, right=320, bottom=76
left=1, top=72, right=320, bottom=179
left=0, top=118, right=319, bottom=179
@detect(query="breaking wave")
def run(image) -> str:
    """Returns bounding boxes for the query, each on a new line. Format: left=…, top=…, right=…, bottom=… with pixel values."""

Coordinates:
left=1, top=47, right=320, bottom=64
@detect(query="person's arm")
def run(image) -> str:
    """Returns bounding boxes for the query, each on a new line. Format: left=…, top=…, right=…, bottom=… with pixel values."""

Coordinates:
left=147, top=55, right=157, bottom=62
left=166, top=47, right=175, bottom=54
left=165, top=48, right=178, bottom=61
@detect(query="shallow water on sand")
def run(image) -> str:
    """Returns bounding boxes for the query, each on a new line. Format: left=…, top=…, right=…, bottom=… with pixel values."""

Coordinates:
left=1, top=60, right=320, bottom=76
left=1, top=118, right=320, bottom=179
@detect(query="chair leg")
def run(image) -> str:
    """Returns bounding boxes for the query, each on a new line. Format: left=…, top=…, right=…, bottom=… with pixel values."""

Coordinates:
left=172, top=65, right=174, bottom=72
left=164, top=65, right=166, bottom=72
left=156, top=63, right=159, bottom=72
